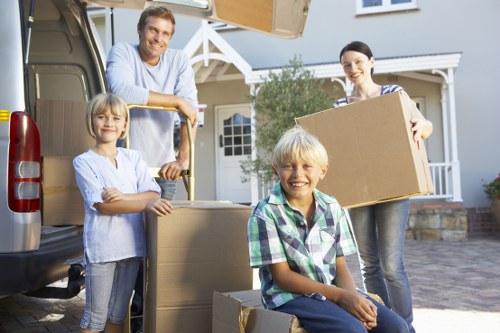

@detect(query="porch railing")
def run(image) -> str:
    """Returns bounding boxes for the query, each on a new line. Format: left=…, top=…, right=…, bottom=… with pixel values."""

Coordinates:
left=256, top=162, right=454, bottom=203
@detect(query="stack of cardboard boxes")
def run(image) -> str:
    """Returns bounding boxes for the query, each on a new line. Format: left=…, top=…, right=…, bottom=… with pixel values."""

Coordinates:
left=36, top=99, right=92, bottom=226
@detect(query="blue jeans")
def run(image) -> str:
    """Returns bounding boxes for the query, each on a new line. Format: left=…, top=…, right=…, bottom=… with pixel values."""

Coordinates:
left=276, top=295, right=409, bottom=333
left=155, top=177, right=177, bottom=200
left=80, top=257, right=141, bottom=331
left=348, top=199, right=415, bottom=333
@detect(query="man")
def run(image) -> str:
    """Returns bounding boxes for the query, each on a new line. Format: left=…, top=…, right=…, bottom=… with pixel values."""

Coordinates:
left=107, top=5, right=198, bottom=200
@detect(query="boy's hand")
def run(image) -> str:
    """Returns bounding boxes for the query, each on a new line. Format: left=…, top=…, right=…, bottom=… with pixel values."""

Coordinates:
left=335, top=289, right=378, bottom=329
left=101, top=187, right=126, bottom=202
left=146, top=198, right=173, bottom=217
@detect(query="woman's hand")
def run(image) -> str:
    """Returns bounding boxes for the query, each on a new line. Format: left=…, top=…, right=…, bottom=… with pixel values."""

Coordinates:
left=410, top=117, right=433, bottom=148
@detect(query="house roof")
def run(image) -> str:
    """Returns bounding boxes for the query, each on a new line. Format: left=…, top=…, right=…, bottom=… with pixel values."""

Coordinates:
left=184, top=23, right=462, bottom=85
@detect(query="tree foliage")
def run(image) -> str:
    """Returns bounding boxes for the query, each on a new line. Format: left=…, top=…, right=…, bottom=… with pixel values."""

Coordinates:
left=241, top=57, right=335, bottom=182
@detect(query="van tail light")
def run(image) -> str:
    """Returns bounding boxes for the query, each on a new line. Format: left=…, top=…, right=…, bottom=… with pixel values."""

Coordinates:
left=8, top=112, right=41, bottom=212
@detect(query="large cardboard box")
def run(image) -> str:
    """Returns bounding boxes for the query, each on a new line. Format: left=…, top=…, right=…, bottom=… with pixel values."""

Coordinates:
left=296, top=91, right=433, bottom=208
left=35, top=99, right=93, bottom=156
left=145, top=201, right=253, bottom=333
left=41, top=156, right=84, bottom=226
left=145, top=300, right=212, bottom=333
left=212, top=290, right=307, bottom=333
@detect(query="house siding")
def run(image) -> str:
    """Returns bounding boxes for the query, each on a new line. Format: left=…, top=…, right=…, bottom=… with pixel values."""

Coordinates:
left=92, top=0, right=500, bottom=209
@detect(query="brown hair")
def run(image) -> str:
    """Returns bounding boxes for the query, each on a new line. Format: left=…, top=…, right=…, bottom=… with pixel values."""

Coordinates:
left=138, top=6, right=176, bottom=35
left=339, top=41, right=375, bottom=75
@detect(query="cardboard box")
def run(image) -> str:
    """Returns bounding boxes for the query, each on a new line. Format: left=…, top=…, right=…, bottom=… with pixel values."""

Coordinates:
left=35, top=99, right=93, bottom=156
left=296, top=91, right=433, bottom=208
left=145, top=201, right=253, bottom=332
left=145, top=300, right=212, bottom=333
left=212, top=290, right=307, bottom=333
left=41, top=156, right=84, bottom=226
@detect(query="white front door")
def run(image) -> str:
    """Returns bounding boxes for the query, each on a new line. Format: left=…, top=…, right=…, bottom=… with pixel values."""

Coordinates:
left=215, top=104, right=252, bottom=203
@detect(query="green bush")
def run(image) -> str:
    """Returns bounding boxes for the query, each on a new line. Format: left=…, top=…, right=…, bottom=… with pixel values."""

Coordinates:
left=240, top=56, right=338, bottom=183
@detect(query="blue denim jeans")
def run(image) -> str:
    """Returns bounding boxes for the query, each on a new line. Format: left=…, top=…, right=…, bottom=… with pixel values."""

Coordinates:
left=348, top=199, right=415, bottom=333
left=155, top=177, right=177, bottom=200
left=80, top=257, right=141, bottom=331
left=276, top=294, right=409, bottom=333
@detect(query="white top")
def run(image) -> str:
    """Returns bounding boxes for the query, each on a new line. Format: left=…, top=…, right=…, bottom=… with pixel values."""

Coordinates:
left=73, top=148, right=161, bottom=263
left=106, top=42, right=198, bottom=167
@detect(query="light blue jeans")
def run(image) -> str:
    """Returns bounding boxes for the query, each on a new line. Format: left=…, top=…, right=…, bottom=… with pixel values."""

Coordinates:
left=155, top=178, right=177, bottom=200
left=80, top=257, right=141, bottom=331
left=348, top=199, right=415, bottom=333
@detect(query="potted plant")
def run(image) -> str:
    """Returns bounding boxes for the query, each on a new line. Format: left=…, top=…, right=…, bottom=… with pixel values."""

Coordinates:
left=483, top=173, right=500, bottom=224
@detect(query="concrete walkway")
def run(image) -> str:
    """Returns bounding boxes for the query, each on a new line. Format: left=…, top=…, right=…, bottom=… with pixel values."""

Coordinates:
left=346, top=234, right=500, bottom=333
left=1, top=235, right=499, bottom=332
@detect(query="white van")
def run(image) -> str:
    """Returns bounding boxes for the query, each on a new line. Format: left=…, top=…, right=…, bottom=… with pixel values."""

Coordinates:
left=0, top=0, right=309, bottom=298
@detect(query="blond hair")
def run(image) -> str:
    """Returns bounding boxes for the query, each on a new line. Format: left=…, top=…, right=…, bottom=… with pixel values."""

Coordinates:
left=86, top=93, right=129, bottom=140
left=272, top=126, right=328, bottom=168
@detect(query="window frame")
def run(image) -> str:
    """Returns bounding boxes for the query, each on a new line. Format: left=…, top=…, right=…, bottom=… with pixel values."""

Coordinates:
left=356, top=0, right=418, bottom=15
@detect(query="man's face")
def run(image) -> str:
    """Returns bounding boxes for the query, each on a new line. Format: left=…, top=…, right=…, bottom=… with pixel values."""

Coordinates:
left=137, top=16, right=174, bottom=66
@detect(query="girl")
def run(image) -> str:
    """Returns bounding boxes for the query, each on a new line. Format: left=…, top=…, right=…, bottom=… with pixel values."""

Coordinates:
left=74, top=93, right=173, bottom=333
left=334, top=41, right=433, bottom=333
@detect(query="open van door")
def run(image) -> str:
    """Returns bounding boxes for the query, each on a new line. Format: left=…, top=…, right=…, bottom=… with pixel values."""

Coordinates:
left=86, top=0, right=311, bottom=39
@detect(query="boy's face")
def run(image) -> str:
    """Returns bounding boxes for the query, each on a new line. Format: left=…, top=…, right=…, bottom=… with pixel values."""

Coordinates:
left=273, top=155, right=328, bottom=205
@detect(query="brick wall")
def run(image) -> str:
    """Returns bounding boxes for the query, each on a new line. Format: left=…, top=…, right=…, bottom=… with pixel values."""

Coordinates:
left=408, top=201, right=468, bottom=241
left=466, top=206, right=499, bottom=235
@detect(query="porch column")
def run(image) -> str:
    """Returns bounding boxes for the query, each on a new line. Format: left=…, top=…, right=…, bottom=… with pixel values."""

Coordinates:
left=250, top=84, right=260, bottom=206
left=331, top=77, right=353, bottom=96
left=433, top=68, right=462, bottom=202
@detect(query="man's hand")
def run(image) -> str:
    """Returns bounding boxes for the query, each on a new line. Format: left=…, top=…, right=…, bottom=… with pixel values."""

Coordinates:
left=146, top=198, right=173, bottom=217
left=177, top=98, right=199, bottom=128
left=159, top=158, right=189, bottom=180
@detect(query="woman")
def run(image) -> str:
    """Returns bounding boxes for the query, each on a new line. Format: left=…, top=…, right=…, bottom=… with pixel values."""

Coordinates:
left=333, top=41, right=433, bottom=333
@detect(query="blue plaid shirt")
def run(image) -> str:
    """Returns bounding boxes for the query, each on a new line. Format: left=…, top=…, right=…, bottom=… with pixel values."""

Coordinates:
left=248, top=183, right=357, bottom=309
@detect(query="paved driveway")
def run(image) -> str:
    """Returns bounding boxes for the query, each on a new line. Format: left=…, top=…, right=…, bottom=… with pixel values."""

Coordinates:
left=1, top=235, right=499, bottom=333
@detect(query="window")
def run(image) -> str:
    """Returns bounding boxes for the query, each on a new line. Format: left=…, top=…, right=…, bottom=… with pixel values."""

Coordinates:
left=222, top=113, right=252, bottom=156
left=356, top=0, right=417, bottom=15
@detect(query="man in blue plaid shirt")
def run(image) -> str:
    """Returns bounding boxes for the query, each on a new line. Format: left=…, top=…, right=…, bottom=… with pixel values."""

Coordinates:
left=248, top=126, right=408, bottom=333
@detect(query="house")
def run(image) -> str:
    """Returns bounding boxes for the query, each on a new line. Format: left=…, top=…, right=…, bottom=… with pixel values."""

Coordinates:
left=88, top=0, right=500, bottom=237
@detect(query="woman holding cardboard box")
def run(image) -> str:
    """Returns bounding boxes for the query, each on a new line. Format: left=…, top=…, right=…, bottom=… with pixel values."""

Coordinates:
left=333, top=41, right=433, bottom=333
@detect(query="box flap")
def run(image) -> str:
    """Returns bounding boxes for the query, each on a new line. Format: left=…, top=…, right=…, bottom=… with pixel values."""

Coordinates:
left=213, top=290, right=301, bottom=333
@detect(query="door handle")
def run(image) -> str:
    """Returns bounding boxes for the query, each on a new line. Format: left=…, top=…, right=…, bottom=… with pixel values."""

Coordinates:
left=219, top=134, right=223, bottom=148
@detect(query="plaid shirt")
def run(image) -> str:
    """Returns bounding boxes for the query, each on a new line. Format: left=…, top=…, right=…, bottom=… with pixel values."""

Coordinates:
left=248, top=183, right=357, bottom=309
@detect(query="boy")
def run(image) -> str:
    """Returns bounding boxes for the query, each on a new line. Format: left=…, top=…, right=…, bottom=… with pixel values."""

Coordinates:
left=248, top=126, right=409, bottom=333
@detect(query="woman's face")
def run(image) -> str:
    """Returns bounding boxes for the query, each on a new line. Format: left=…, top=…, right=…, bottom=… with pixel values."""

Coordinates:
left=340, top=50, right=375, bottom=86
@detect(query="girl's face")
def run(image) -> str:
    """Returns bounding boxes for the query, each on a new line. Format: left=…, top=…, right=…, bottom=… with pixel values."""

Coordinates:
left=340, top=50, right=374, bottom=86
left=92, top=109, right=127, bottom=144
